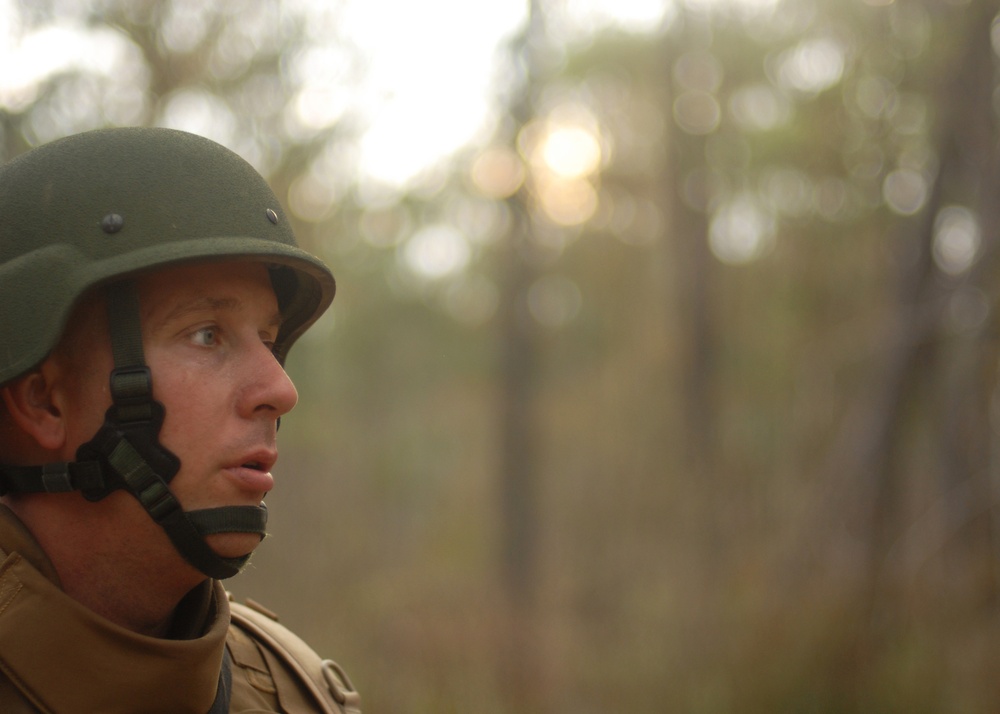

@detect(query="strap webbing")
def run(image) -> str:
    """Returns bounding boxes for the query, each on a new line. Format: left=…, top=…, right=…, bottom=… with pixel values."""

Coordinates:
left=0, top=461, right=107, bottom=496
left=188, top=506, right=269, bottom=536
left=107, top=282, right=145, bottom=369
left=106, top=282, right=156, bottom=425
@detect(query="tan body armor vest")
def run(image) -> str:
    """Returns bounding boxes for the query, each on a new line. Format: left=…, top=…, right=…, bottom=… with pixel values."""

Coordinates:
left=0, top=506, right=360, bottom=713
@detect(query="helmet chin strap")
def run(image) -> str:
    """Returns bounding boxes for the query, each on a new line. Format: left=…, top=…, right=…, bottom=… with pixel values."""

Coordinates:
left=0, top=281, right=268, bottom=580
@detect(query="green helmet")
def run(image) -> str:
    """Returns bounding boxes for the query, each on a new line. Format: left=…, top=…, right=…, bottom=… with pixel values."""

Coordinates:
left=0, top=127, right=335, bottom=580
left=0, top=126, right=335, bottom=385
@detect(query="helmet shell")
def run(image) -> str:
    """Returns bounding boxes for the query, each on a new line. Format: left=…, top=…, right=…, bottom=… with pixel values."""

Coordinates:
left=0, top=127, right=335, bottom=384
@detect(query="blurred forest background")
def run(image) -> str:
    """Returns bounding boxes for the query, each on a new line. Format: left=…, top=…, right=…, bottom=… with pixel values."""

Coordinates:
left=3, top=0, right=1000, bottom=711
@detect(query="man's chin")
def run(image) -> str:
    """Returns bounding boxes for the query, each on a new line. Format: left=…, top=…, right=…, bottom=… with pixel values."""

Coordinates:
left=205, top=532, right=263, bottom=560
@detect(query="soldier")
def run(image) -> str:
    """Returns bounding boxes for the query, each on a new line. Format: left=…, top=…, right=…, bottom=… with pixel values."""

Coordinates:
left=0, top=127, right=360, bottom=713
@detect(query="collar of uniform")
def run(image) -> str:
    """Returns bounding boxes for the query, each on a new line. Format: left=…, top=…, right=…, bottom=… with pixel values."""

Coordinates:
left=0, top=505, right=61, bottom=585
left=0, top=508, right=230, bottom=713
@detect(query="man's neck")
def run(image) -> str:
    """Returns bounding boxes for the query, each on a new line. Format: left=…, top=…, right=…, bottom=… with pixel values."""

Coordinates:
left=2, top=491, right=205, bottom=637
left=58, top=555, right=205, bottom=637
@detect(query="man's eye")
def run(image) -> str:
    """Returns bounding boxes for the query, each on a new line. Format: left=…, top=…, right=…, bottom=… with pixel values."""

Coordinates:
left=191, top=327, right=218, bottom=346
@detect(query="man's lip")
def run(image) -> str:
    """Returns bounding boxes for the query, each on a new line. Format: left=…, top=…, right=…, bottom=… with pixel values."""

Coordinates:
left=223, top=465, right=275, bottom=494
left=230, top=449, right=278, bottom=473
left=223, top=449, right=278, bottom=493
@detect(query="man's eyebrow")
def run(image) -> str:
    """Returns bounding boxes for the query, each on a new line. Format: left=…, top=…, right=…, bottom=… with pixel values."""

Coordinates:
left=152, top=296, right=283, bottom=331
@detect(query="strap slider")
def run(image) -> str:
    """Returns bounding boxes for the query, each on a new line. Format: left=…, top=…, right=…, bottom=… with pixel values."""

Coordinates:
left=109, top=366, right=155, bottom=423
left=41, top=463, right=73, bottom=492
left=109, top=365, right=152, bottom=404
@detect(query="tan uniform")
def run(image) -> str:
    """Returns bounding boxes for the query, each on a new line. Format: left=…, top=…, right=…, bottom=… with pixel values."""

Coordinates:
left=0, top=506, right=360, bottom=713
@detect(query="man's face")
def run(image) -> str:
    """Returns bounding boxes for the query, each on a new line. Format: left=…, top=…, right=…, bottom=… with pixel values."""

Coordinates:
left=57, top=260, right=298, bottom=561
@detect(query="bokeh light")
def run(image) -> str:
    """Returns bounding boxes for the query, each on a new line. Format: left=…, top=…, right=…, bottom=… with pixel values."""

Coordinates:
left=729, top=83, right=793, bottom=131
left=854, top=75, right=898, bottom=120
left=933, top=205, right=981, bottom=276
left=774, top=37, right=846, bottom=95
left=519, top=102, right=605, bottom=226
left=673, top=91, right=722, bottom=134
left=339, top=0, right=526, bottom=187
left=709, top=194, right=776, bottom=264
left=541, top=125, right=603, bottom=179
left=535, top=176, right=600, bottom=226
left=471, top=146, right=526, bottom=199
left=673, top=50, right=723, bottom=93
left=288, top=169, right=342, bottom=223
left=402, top=223, right=471, bottom=279
left=158, top=88, right=237, bottom=149
left=360, top=205, right=412, bottom=248
left=289, top=48, right=353, bottom=132
left=0, top=23, right=145, bottom=120
left=882, top=168, right=928, bottom=215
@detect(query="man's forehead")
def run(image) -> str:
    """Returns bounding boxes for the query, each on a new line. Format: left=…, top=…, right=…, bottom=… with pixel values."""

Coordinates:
left=136, top=261, right=281, bottom=323
left=154, top=296, right=283, bottom=331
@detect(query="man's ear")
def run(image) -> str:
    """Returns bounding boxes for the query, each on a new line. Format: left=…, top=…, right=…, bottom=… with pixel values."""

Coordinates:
left=0, top=367, right=66, bottom=452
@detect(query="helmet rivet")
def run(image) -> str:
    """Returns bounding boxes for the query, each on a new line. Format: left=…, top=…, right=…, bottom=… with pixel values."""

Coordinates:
left=101, top=213, right=124, bottom=234
left=266, top=208, right=279, bottom=224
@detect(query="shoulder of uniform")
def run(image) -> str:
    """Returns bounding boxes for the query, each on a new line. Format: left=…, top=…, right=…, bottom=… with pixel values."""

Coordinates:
left=226, top=593, right=361, bottom=714
left=239, top=596, right=281, bottom=621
